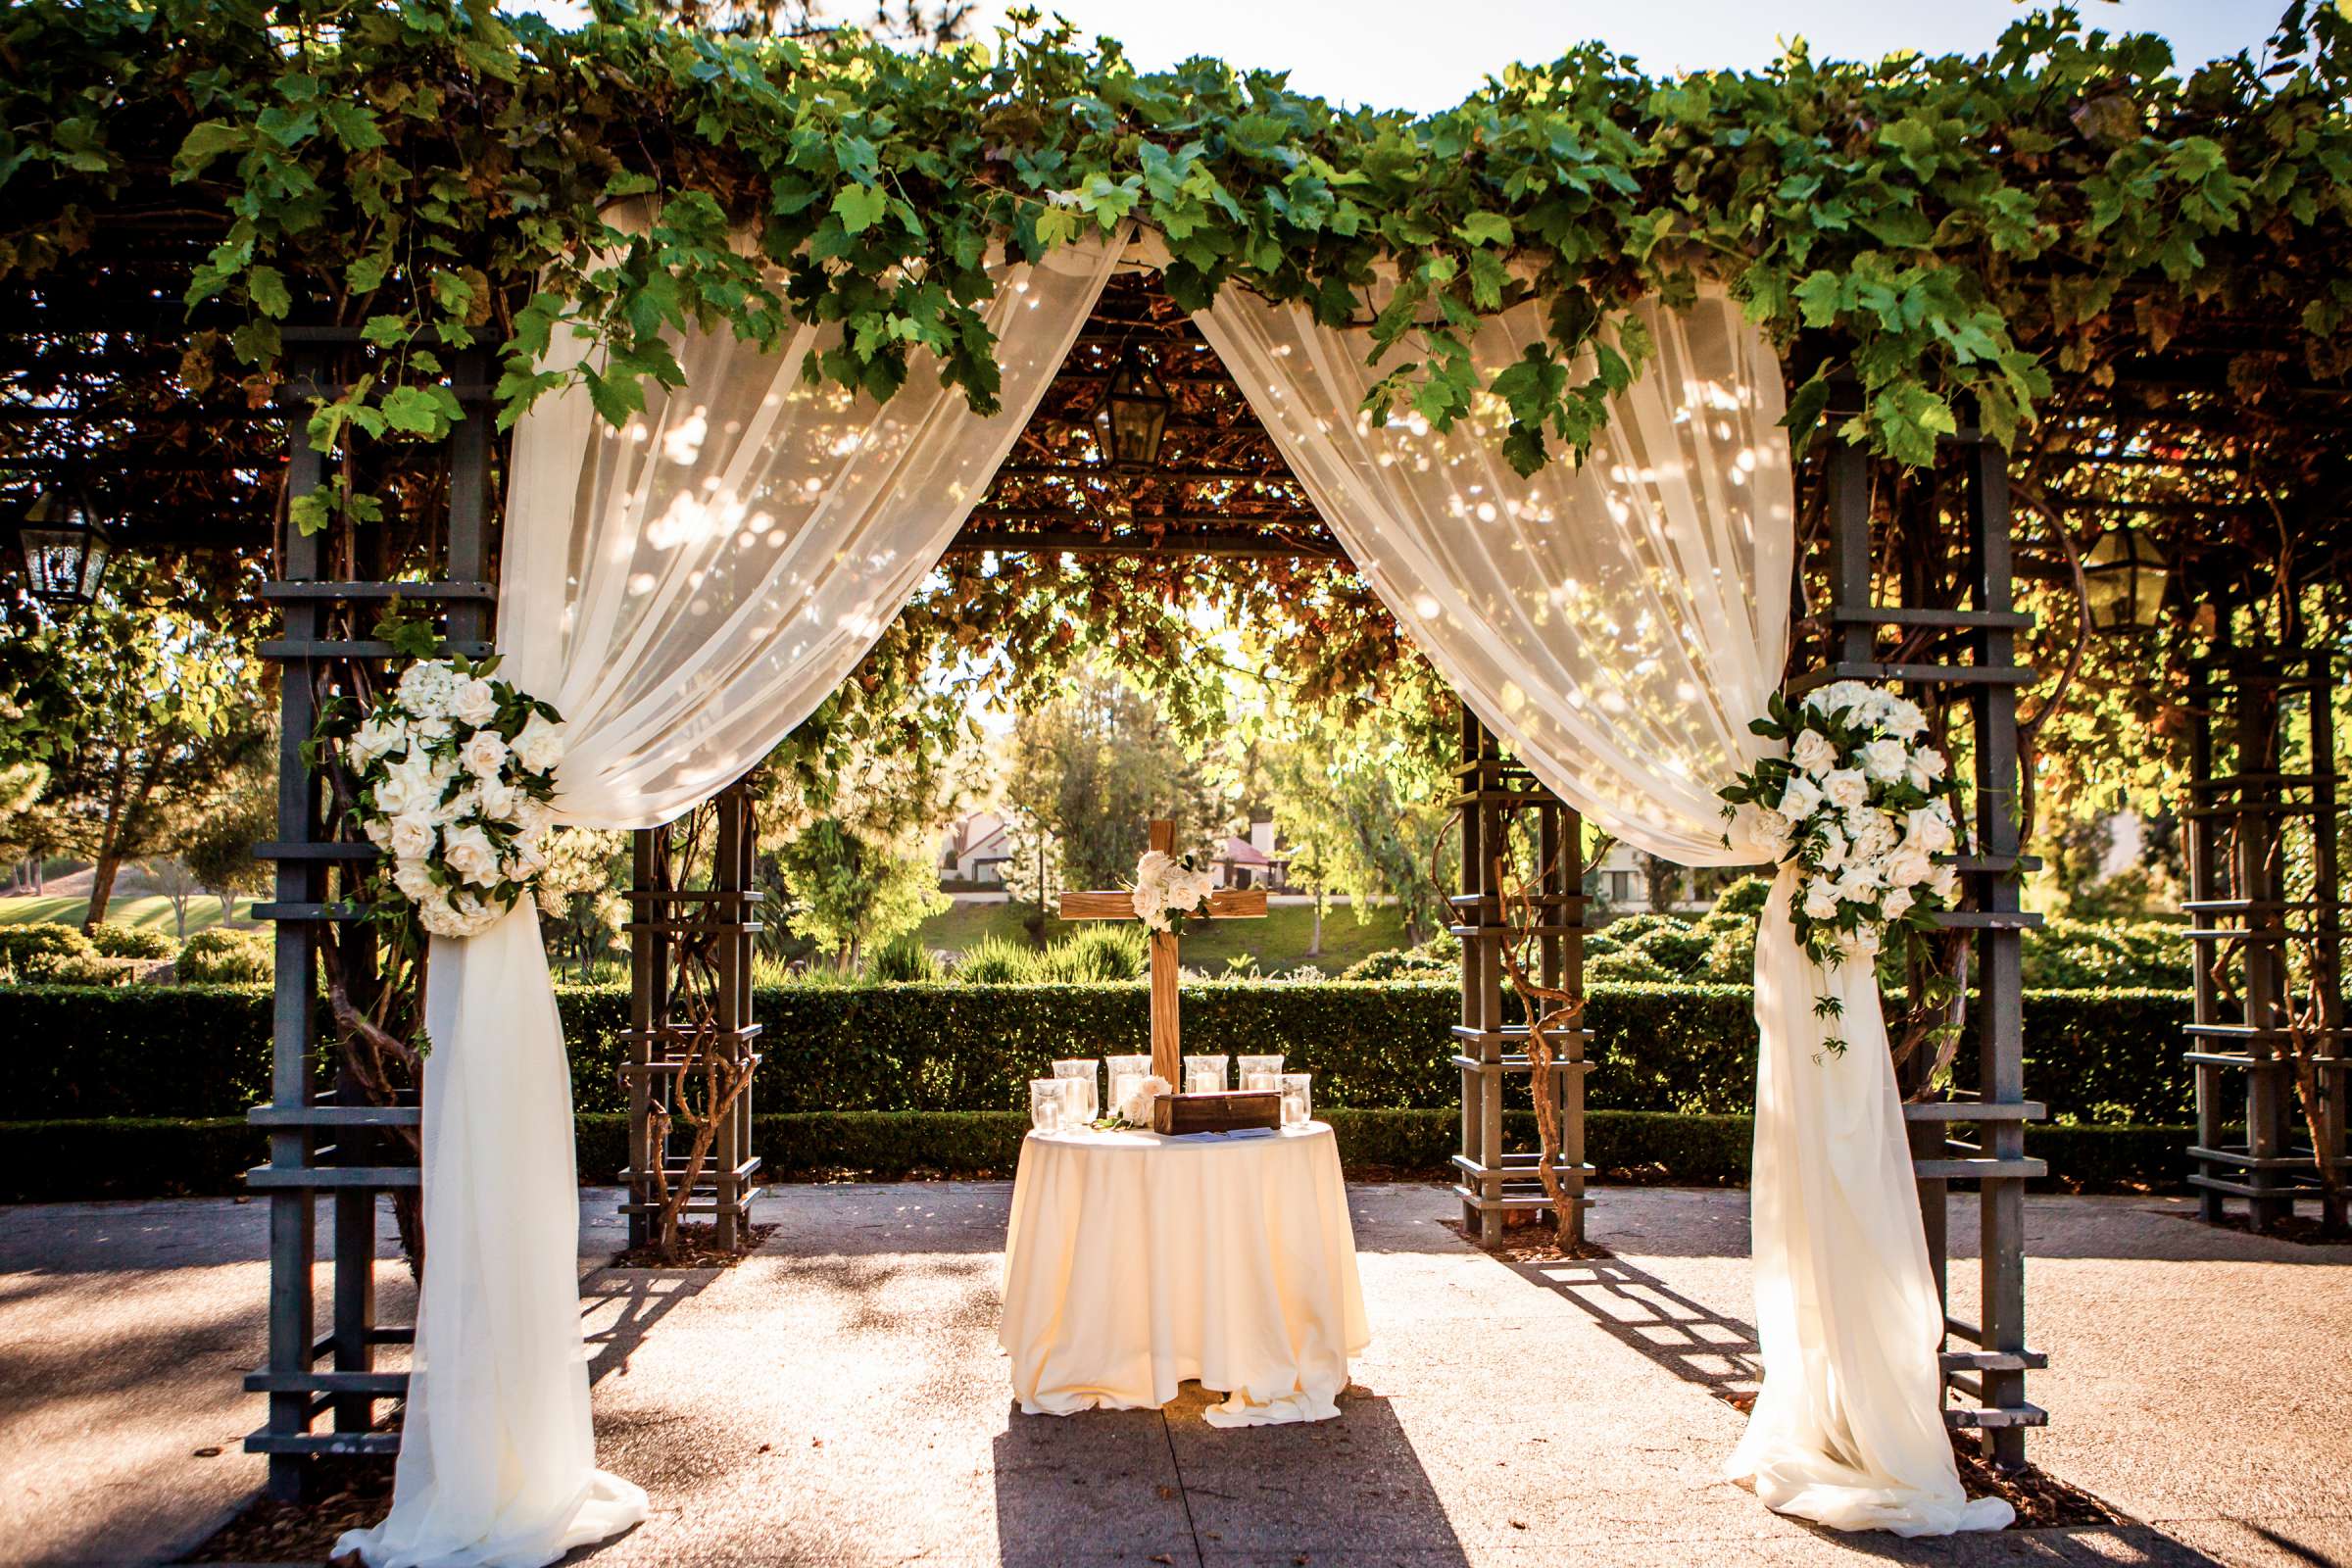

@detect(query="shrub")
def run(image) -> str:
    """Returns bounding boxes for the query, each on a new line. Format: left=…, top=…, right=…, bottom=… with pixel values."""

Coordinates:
left=40, top=954, right=144, bottom=987
left=1709, top=875, right=1775, bottom=919
left=953, top=934, right=1041, bottom=983
left=177, top=928, right=272, bottom=984
left=0, top=977, right=2200, bottom=1128
left=1035, top=924, right=1147, bottom=982
left=2022, top=917, right=2190, bottom=990
left=0, top=922, right=97, bottom=981
left=864, top=934, right=941, bottom=984
left=87, top=922, right=175, bottom=959
left=1342, top=944, right=1456, bottom=981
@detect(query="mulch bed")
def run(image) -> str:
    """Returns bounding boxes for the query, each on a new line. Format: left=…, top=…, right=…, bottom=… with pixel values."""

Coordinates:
left=1446, top=1216, right=1616, bottom=1262
left=608, top=1220, right=777, bottom=1269
left=177, top=1455, right=395, bottom=1564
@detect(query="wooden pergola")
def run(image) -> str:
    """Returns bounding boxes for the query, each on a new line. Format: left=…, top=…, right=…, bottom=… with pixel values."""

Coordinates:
left=5, top=189, right=2348, bottom=1501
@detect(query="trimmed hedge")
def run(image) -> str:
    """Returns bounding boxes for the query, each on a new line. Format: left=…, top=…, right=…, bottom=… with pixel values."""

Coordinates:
left=0, top=1111, right=2195, bottom=1204
left=0, top=978, right=2198, bottom=1126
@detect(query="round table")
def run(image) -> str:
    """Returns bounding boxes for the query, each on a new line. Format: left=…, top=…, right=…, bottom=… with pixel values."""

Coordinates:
left=999, top=1122, right=1368, bottom=1427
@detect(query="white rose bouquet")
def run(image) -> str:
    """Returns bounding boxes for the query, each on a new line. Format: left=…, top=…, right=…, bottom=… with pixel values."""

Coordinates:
left=316, top=654, right=567, bottom=940
left=1130, top=848, right=1216, bottom=935
left=1718, top=681, right=1966, bottom=1057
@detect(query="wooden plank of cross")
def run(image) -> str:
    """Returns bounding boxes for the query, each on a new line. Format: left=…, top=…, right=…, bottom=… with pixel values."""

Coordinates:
left=1059, top=819, right=1268, bottom=1086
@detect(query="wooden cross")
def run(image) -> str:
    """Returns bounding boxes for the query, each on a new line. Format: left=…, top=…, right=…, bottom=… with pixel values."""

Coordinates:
left=1059, top=818, right=1268, bottom=1086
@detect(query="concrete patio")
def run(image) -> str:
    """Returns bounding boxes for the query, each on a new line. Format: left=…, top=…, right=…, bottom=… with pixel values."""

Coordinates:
left=0, top=1184, right=2345, bottom=1568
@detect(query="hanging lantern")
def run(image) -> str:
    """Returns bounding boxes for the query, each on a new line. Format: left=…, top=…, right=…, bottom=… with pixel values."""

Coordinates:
left=2081, top=521, right=2170, bottom=634
left=13, top=486, right=114, bottom=608
left=1093, top=343, right=1172, bottom=473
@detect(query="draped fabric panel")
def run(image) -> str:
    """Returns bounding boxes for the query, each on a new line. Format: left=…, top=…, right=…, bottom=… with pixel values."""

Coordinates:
left=1190, top=280, right=2011, bottom=1535
left=337, top=229, right=1122, bottom=1568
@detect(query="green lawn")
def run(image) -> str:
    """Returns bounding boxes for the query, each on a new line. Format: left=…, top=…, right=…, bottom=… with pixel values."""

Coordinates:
left=0, top=894, right=261, bottom=938
left=915, top=898, right=1414, bottom=976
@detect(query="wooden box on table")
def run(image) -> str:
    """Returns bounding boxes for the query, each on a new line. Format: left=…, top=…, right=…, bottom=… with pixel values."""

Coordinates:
left=1152, top=1089, right=1281, bottom=1135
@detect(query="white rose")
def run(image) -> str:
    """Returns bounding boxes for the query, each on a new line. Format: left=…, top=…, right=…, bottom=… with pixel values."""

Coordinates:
left=450, top=677, right=499, bottom=728
left=396, top=660, right=461, bottom=716
left=372, top=752, right=440, bottom=817
left=364, top=815, right=392, bottom=850
left=1778, top=775, right=1823, bottom=822
left=1822, top=768, right=1869, bottom=810
left=1926, top=863, right=1960, bottom=904
left=1882, top=698, right=1929, bottom=740
left=413, top=715, right=453, bottom=746
left=1119, top=1073, right=1171, bottom=1126
left=1749, top=807, right=1792, bottom=860
left=416, top=890, right=465, bottom=937
left=1803, top=680, right=1871, bottom=718
left=474, top=776, right=517, bottom=820
left=1907, top=750, right=1949, bottom=792
left=1135, top=850, right=1175, bottom=888
left=1813, top=824, right=1848, bottom=871
left=1883, top=886, right=1915, bottom=920
left=512, top=797, right=556, bottom=839
left=459, top=729, right=510, bottom=779
left=1850, top=810, right=1898, bottom=862
left=1790, top=729, right=1838, bottom=777
left=1886, top=843, right=1934, bottom=887
left=1858, top=687, right=1900, bottom=727
left=1130, top=880, right=1168, bottom=926
left=1859, top=738, right=1908, bottom=784
left=388, top=812, right=437, bottom=860
left=391, top=858, right=436, bottom=902
left=1168, top=867, right=1214, bottom=912
left=1835, top=865, right=1879, bottom=904
left=351, top=713, right=410, bottom=766
left=1800, top=878, right=1841, bottom=921
left=442, top=823, right=500, bottom=887
left=506, top=835, right=547, bottom=880
left=512, top=711, right=567, bottom=773
left=1906, top=806, right=1956, bottom=855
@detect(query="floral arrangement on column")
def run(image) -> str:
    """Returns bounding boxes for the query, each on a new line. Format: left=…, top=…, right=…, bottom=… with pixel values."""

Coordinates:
left=1129, top=848, right=1215, bottom=935
left=1719, top=680, right=1966, bottom=1057
left=317, top=655, right=567, bottom=938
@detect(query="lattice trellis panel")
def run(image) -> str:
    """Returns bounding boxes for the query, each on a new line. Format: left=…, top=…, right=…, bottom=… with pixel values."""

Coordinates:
left=2184, top=647, right=2348, bottom=1233
left=623, top=781, right=764, bottom=1251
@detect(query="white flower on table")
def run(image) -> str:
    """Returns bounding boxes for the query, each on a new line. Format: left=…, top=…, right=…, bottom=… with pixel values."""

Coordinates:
left=1118, top=1074, right=1171, bottom=1126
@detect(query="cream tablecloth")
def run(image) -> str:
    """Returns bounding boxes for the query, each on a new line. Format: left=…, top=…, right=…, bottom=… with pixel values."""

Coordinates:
left=1000, top=1122, right=1368, bottom=1426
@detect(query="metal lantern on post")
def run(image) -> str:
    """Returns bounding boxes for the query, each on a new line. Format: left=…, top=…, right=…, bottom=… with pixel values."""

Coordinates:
left=1093, top=342, right=1172, bottom=472
left=13, top=485, right=114, bottom=608
left=2081, top=520, right=2169, bottom=634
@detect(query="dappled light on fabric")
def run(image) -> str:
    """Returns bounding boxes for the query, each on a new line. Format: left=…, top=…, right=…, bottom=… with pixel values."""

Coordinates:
left=1193, top=280, right=2009, bottom=1537
left=334, top=227, right=1122, bottom=1568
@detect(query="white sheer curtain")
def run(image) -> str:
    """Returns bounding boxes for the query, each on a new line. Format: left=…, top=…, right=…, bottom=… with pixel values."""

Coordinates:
left=1192, top=280, right=2012, bottom=1536
left=336, top=228, right=1121, bottom=1568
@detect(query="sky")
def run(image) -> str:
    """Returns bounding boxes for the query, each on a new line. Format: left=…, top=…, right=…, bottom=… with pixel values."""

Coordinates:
left=519, top=1, right=2291, bottom=111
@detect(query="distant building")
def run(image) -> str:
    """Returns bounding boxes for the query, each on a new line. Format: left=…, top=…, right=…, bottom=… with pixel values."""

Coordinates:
left=1212, top=817, right=1292, bottom=892
left=938, top=810, right=1010, bottom=887
left=1588, top=841, right=1709, bottom=914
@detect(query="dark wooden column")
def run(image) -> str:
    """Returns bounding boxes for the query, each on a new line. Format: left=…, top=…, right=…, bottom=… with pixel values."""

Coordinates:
left=1451, top=711, right=1592, bottom=1246
left=1802, top=403, right=2046, bottom=1467
left=245, top=331, right=497, bottom=1495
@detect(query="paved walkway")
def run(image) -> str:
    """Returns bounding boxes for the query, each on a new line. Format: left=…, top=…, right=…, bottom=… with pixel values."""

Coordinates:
left=0, top=1187, right=2345, bottom=1567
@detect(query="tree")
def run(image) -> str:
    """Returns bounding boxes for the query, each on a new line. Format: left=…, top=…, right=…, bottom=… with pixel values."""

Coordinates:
left=1001, top=667, right=1223, bottom=897
left=144, top=857, right=205, bottom=941
left=179, top=754, right=274, bottom=925
left=534, top=828, right=627, bottom=982
left=1256, top=705, right=1455, bottom=948
left=770, top=817, right=947, bottom=972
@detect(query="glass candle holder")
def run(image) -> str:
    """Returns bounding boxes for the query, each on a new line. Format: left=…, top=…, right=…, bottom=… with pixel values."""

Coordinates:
left=1279, top=1072, right=1312, bottom=1127
left=1030, top=1077, right=1067, bottom=1132
left=1238, top=1053, right=1285, bottom=1093
left=1181, top=1054, right=1229, bottom=1095
left=1052, top=1058, right=1100, bottom=1123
